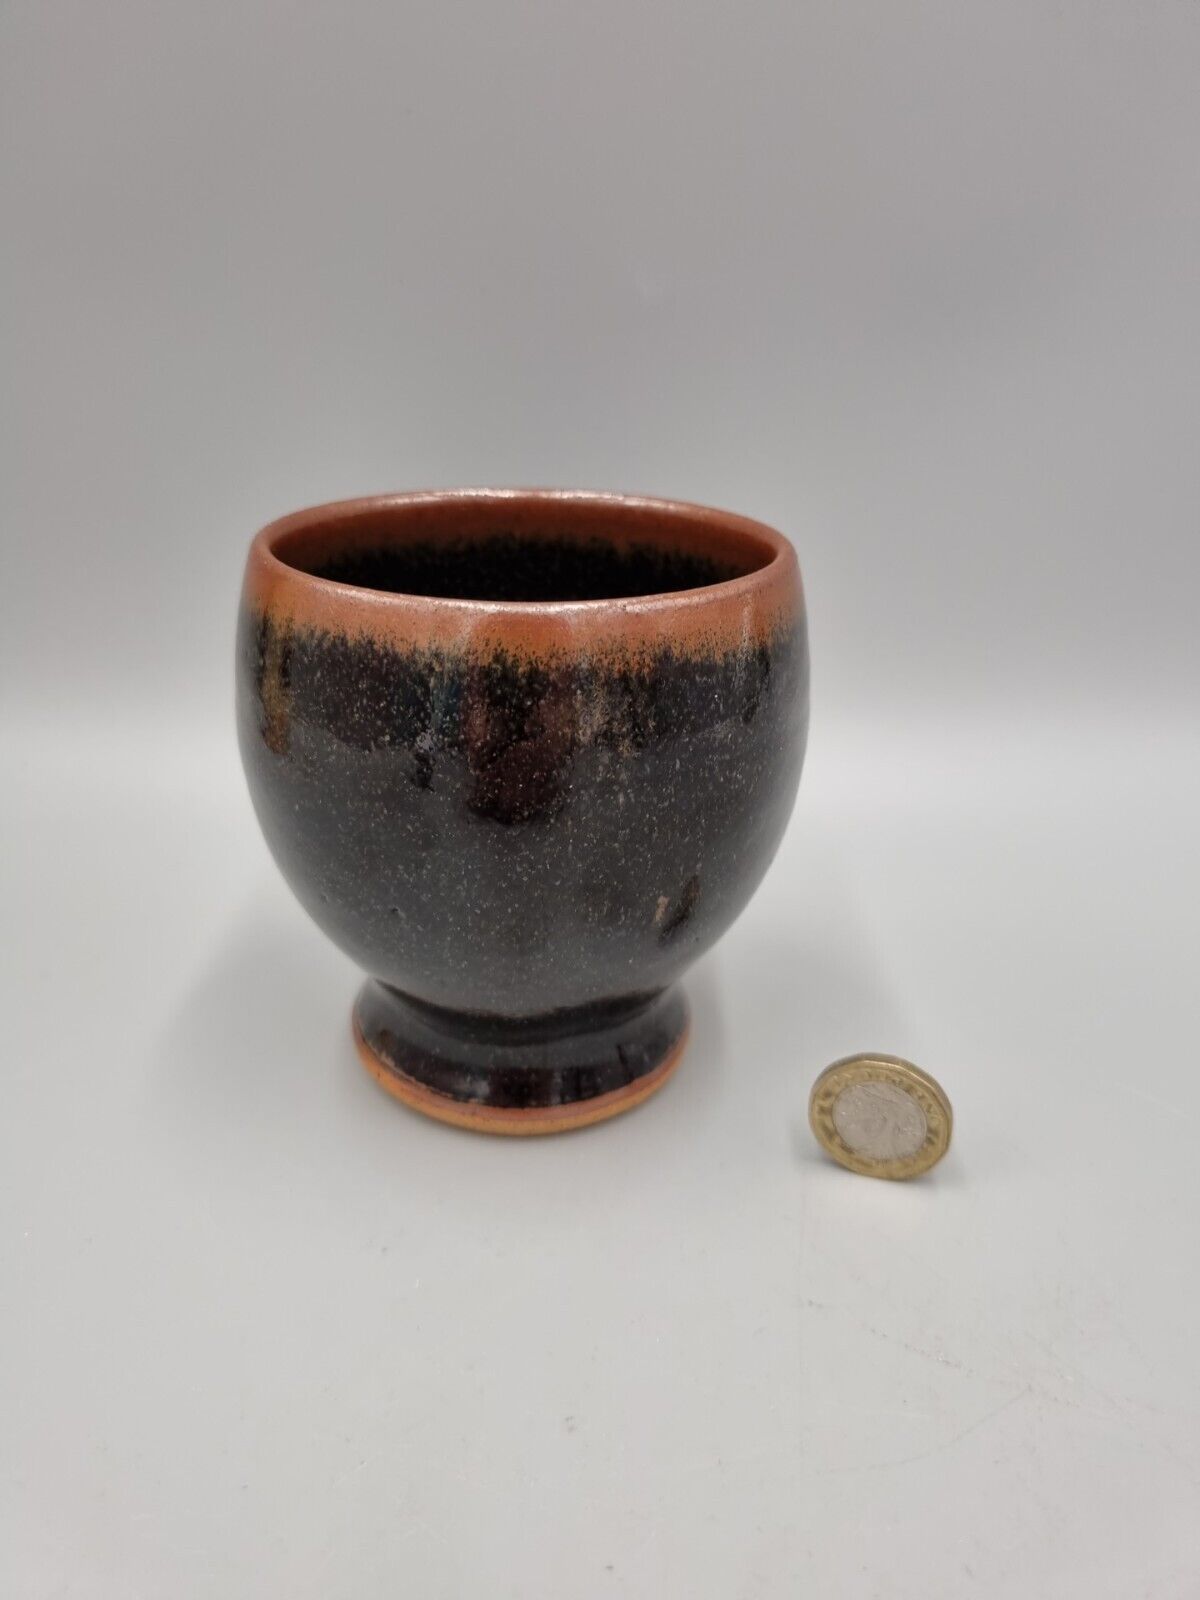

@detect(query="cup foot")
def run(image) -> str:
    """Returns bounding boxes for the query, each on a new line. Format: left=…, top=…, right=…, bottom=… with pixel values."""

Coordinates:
left=353, top=981, right=689, bottom=1135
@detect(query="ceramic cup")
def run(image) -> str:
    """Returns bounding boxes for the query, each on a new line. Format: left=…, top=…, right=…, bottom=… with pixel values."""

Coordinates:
left=237, top=490, right=809, bottom=1133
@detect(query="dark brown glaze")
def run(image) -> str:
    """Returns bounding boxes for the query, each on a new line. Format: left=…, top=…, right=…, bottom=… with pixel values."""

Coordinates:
left=236, top=491, right=809, bottom=1133
left=356, top=983, right=689, bottom=1107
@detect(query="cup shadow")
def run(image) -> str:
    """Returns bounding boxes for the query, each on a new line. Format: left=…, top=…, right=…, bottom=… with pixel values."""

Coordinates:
left=147, top=889, right=361, bottom=1148
left=148, top=877, right=917, bottom=1177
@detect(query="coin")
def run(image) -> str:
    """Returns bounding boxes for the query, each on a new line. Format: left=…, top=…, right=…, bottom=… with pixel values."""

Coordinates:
left=809, top=1055, right=952, bottom=1180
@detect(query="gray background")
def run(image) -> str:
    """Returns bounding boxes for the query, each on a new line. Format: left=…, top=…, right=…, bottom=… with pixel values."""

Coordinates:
left=3, top=3, right=1199, bottom=1596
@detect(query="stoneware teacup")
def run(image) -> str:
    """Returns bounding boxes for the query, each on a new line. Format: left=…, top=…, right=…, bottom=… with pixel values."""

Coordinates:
left=237, top=490, right=808, bottom=1133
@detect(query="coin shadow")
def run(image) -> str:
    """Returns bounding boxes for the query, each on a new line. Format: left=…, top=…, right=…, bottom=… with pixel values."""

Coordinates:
left=791, top=1132, right=970, bottom=1189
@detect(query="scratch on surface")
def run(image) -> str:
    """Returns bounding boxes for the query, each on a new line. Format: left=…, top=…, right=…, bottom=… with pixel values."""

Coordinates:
left=1121, top=1082, right=1187, bottom=1117
left=836, top=1386, right=1032, bottom=1474
left=1019, top=1325, right=1169, bottom=1423
left=800, top=1297, right=984, bottom=1382
left=801, top=1297, right=1115, bottom=1422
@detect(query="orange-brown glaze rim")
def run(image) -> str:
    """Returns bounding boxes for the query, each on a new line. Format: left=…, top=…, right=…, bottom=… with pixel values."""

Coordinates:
left=242, top=489, right=803, bottom=661
left=353, top=1009, right=688, bottom=1136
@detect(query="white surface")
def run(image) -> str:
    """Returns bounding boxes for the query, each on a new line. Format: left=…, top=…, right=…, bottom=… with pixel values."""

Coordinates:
left=4, top=710, right=1199, bottom=1597
left=4, top=2, right=1200, bottom=1594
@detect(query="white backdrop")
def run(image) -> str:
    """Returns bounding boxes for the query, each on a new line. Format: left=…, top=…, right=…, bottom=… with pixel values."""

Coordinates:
left=4, top=5, right=1199, bottom=1596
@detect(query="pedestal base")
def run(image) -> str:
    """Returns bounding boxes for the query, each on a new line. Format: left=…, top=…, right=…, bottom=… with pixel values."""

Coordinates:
left=353, top=981, right=689, bottom=1135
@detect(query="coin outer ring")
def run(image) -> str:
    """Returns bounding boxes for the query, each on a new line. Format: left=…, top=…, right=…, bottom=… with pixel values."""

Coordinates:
left=808, top=1054, right=953, bottom=1180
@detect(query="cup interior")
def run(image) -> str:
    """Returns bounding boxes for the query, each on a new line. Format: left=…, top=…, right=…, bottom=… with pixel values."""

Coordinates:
left=268, top=495, right=779, bottom=604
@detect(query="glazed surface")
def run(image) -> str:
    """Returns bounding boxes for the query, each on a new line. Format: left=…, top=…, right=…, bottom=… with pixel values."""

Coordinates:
left=237, top=607, right=808, bottom=1019
left=356, top=981, right=689, bottom=1109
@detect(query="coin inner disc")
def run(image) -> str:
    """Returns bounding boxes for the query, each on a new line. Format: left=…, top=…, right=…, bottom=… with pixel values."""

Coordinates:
left=831, top=1081, right=928, bottom=1162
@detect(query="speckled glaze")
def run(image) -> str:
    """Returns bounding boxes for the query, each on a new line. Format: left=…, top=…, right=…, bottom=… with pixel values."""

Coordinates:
left=236, top=490, right=809, bottom=1133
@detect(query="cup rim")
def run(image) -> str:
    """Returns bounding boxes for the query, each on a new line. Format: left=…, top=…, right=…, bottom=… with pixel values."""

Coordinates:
left=243, top=489, right=803, bottom=658
left=259, top=483, right=793, bottom=601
